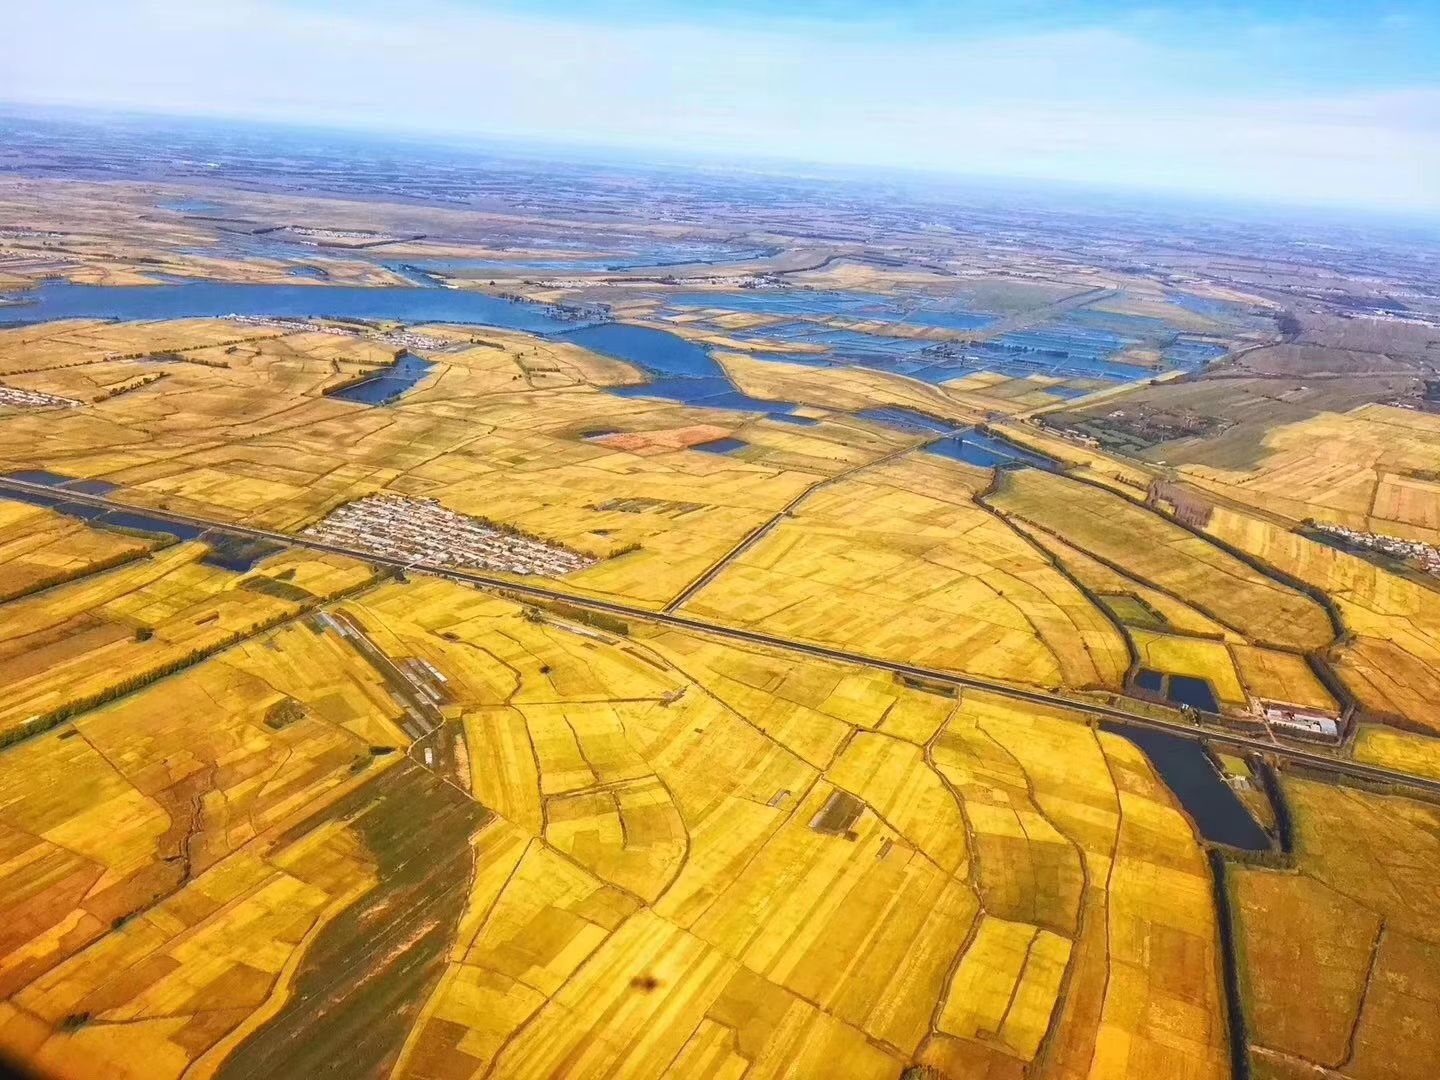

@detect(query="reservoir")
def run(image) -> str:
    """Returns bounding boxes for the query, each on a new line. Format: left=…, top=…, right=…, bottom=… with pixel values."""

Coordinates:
left=330, top=352, right=436, bottom=405
left=0, top=281, right=1196, bottom=445
left=0, top=281, right=599, bottom=335
left=1102, top=723, right=1270, bottom=851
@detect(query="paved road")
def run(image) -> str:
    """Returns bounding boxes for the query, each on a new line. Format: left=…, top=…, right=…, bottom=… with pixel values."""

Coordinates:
left=5, top=475, right=1439, bottom=797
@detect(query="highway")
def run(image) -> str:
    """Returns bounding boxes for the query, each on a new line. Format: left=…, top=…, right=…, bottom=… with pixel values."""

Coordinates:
left=5, top=474, right=1440, bottom=798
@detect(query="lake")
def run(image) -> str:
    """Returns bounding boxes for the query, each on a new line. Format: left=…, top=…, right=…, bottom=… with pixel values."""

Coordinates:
left=0, top=280, right=598, bottom=335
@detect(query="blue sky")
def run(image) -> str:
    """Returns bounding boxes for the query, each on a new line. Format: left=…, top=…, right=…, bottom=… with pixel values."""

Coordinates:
left=4, top=1, right=1438, bottom=213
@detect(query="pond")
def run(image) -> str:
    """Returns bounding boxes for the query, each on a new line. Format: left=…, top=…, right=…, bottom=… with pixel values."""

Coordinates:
left=1132, top=668, right=1223, bottom=713
left=329, top=353, right=436, bottom=405
left=925, top=429, right=1057, bottom=470
left=1101, top=723, right=1271, bottom=851
left=692, top=437, right=749, bottom=455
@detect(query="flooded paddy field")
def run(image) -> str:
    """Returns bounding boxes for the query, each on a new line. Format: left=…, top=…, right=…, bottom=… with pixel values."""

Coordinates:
left=662, top=286, right=1233, bottom=390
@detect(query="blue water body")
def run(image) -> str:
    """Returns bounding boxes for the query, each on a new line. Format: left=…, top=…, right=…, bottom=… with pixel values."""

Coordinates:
left=330, top=352, right=436, bottom=405
left=0, top=281, right=595, bottom=334
left=203, top=535, right=286, bottom=572
left=7, top=470, right=77, bottom=488
left=924, top=430, right=1056, bottom=470
left=289, top=265, right=330, bottom=280
left=561, top=323, right=804, bottom=416
left=7, top=470, right=122, bottom=495
left=1, top=485, right=206, bottom=540
left=855, top=407, right=961, bottom=436
left=693, top=437, right=749, bottom=455
left=0, top=483, right=279, bottom=571
left=669, top=290, right=998, bottom=336
left=1101, top=724, right=1270, bottom=851
left=1131, top=668, right=1222, bottom=712
left=1167, top=291, right=1256, bottom=321
left=1, top=280, right=787, bottom=418
left=770, top=413, right=818, bottom=426
left=1135, top=668, right=1166, bottom=693
left=926, top=437, right=1008, bottom=468
left=612, top=376, right=789, bottom=414
left=805, top=329, right=927, bottom=358
left=161, top=199, right=225, bottom=215
left=563, top=323, right=716, bottom=378
left=1168, top=675, right=1222, bottom=713
left=718, top=298, right=1226, bottom=388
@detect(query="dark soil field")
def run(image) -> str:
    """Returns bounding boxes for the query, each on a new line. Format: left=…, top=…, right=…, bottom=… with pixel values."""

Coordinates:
left=215, top=761, right=489, bottom=1079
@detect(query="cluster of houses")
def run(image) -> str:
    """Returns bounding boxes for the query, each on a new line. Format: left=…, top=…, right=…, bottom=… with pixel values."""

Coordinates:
left=305, top=494, right=594, bottom=577
left=223, top=314, right=451, bottom=352
left=0, top=384, right=80, bottom=410
left=1312, top=521, right=1440, bottom=579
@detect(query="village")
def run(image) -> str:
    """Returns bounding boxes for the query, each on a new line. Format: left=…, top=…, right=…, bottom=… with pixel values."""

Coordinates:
left=302, top=493, right=596, bottom=577
left=0, top=384, right=81, bottom=410
left=1312, top=520, right=1440, bottom=579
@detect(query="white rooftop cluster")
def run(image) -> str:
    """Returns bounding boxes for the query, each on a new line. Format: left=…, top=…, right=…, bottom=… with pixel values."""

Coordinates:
left=1313, top=522, right=1440, bottom=579
left=221, top=314, right=450, bottom=350
left=0, top=384, right=81, bottom=409
left=304, top=493, right=594, bottom=577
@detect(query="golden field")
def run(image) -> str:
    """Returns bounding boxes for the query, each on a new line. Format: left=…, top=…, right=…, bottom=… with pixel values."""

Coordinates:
left=0, top=500, right=161, bottom=602
left=0, top=281, right=1433, bottom=1080
left=1176, top=405, right=1440, bottom=543
left=1201, top=505, right=1440, bottom=732
left=1129, top=631, right=1247, bottom=708
left=0, top=550, right=1244, bottom=1080
left=680, top=453, right=1130, bottom=692
left=987, top=469, right=1334, bottom=653
left=1231, top=777, right=1440, bottom=1079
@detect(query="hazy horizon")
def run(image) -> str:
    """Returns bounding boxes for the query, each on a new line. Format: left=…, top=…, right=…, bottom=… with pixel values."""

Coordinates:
left=4, top=1, right=1438, bottom=215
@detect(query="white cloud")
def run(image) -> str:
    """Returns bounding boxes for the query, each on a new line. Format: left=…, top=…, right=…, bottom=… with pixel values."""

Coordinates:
left=2, top=0, right=1437, bottom=212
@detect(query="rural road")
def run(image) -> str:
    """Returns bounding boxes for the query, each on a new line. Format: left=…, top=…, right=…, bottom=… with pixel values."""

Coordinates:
left=5, top=474, right=1438, bottom=798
